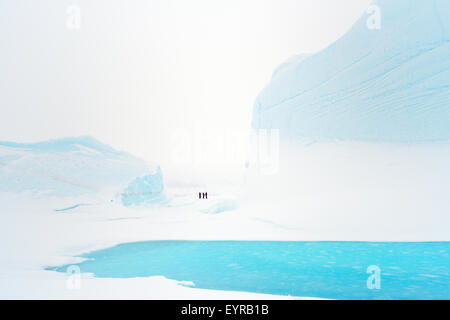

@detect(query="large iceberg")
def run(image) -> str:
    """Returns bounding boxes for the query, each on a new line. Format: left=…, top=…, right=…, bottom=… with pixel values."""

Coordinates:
left=252, top=0, right=450, bottom=142
left=0, top=136, right=162, bottom=201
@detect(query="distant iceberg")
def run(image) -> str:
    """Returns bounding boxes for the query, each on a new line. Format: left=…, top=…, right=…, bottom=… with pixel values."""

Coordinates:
left=252, top=0, right=450, bottom=142
left=0, top=136, right=162, bottom=201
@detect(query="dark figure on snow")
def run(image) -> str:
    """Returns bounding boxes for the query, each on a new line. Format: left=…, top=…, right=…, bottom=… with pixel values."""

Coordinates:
left=205, top=192, right=208, bottom=199
left=199, top=192, right=201, bottom=199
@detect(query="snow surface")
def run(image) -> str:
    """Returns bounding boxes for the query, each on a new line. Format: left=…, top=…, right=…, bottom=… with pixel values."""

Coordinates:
left=252, top=0, right=450, bottom=142
left=0, top=137, right=316, bottom=299
left=1, top=140, right=449, bottom=299
left=2, top=136, right=450, bottom=299
left=0, top=189, right=328, bottom=299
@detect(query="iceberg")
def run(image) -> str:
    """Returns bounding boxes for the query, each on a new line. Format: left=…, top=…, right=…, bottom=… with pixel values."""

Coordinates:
left=121, top=167, right=165, bottom=206
left=246, top=0, right=450, bottom=242
left=0, top=136, right=161, bottom=201
left=252, top=0, right=450, bottom=142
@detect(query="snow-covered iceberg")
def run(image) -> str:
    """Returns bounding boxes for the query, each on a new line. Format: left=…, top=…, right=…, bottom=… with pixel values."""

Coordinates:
left=0, top=136, right=162, bottom=202
left=246, top=0, right=450, bottom=242
left=252, top=0, right=450, bottom=142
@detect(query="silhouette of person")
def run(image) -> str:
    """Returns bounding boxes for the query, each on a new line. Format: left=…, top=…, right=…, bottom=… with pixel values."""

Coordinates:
left=205, top=192, right=208, bottom=199
left=199, top=192, right=201, bottom=199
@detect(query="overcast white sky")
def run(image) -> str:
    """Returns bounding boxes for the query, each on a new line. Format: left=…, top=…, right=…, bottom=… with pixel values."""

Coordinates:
left=0, top=0, right=371, bottom=164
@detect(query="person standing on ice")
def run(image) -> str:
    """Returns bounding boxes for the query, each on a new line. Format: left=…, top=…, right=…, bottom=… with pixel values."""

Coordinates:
left=205, top=192, right=208, bottom=199
left=199, top=192, right=201, bottom=199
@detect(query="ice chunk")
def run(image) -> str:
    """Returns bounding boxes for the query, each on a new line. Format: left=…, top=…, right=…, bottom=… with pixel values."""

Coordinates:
left=201, top=198, right=238, bottom=214
left=121, top=167, right=165, bottom=206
